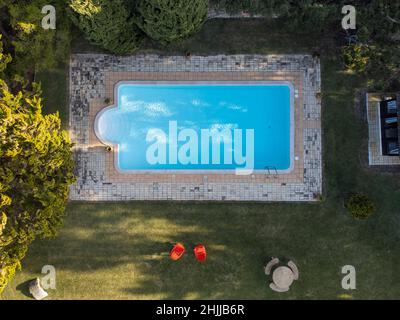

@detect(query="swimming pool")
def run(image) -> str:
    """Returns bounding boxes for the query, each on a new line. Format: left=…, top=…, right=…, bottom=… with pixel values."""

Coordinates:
left=94, top=81, right=294, bottom=174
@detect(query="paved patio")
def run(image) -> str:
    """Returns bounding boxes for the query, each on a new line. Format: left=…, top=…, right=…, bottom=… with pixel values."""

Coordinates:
left=366, top=93, right=400, bottom=166
left=69, top=54, right=322, bottom=201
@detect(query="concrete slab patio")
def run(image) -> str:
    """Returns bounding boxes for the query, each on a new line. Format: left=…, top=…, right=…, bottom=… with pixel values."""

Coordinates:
left=69, top=54, right=322, bottom=201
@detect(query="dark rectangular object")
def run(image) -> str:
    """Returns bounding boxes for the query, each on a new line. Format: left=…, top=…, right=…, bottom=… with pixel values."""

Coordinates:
left=398, top=94, right=400, bottom=158
left=380, top=98, right=399, bottom=156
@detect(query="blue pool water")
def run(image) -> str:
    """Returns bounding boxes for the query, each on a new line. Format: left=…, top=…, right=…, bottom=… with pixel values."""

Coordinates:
left=95, top=82, right=293, bottom=172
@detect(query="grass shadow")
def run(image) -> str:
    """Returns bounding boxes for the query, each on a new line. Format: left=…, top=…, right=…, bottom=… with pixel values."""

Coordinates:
left=15, top=279, right=35, bottom=299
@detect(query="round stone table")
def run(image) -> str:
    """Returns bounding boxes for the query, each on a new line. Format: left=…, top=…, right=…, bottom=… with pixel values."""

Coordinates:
left=272, top=266, right=295, bottom=289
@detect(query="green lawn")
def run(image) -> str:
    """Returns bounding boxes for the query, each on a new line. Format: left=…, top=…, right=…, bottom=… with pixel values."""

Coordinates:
left=3, top=18, right=400, bottom=300
left=36, top=66, right=69, bottom=126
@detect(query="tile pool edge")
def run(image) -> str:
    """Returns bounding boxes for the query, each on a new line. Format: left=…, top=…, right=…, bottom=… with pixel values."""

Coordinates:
left=94, top=80, right=295, bottom=175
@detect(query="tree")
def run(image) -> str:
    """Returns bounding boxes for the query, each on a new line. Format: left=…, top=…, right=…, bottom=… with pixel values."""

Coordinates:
left=0, top=0, right=71, bottom=75
left=342, top=1, right=400, bottom=89
left=356, top=0, right=400, bottom=43
left=0, top=36, right=11, bottom=78
left=0, top=44, right=75, bottom=294
left=68, top=0, right=143, bottom=54
left=133, top=0, right=209, bottom=44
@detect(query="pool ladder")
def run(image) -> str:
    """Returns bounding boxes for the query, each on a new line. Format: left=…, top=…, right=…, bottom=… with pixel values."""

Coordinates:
left=264, top=166, right=278, bottom=179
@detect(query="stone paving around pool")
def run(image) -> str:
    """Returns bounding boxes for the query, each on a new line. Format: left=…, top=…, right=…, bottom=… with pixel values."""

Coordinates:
left=69, top=54, right=322, bottom=201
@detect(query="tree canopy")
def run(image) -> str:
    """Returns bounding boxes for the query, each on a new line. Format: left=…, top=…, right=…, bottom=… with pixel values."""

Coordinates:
left=0, top=36, right=75, bottom=294
left=343, top=0, right=400, bottom=89
left=0, top=0, right=71, bottom=74
left=133, top=0, right=209, bottom=44
left=68, top=0, right=143, bottom=55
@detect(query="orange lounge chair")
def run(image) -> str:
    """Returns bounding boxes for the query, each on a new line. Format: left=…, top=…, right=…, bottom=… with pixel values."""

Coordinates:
left=170, top=243, right=185, bottom=261
left=194, top=244, right=207, bottom=263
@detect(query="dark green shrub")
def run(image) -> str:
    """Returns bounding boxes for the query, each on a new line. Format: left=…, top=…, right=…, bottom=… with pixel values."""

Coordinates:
left=345, top=194, right=375, bottom=220
left=133, top=0, right=209, bottom=44
left=342, top=44, right=370, bottom=73
left=68, top=0, right=143, bottom=54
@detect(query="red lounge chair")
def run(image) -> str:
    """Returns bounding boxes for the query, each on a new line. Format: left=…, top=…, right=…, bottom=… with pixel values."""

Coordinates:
left=170, top=243, right=185, bottom=261
left=194, top=244, right=207, bottom=262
